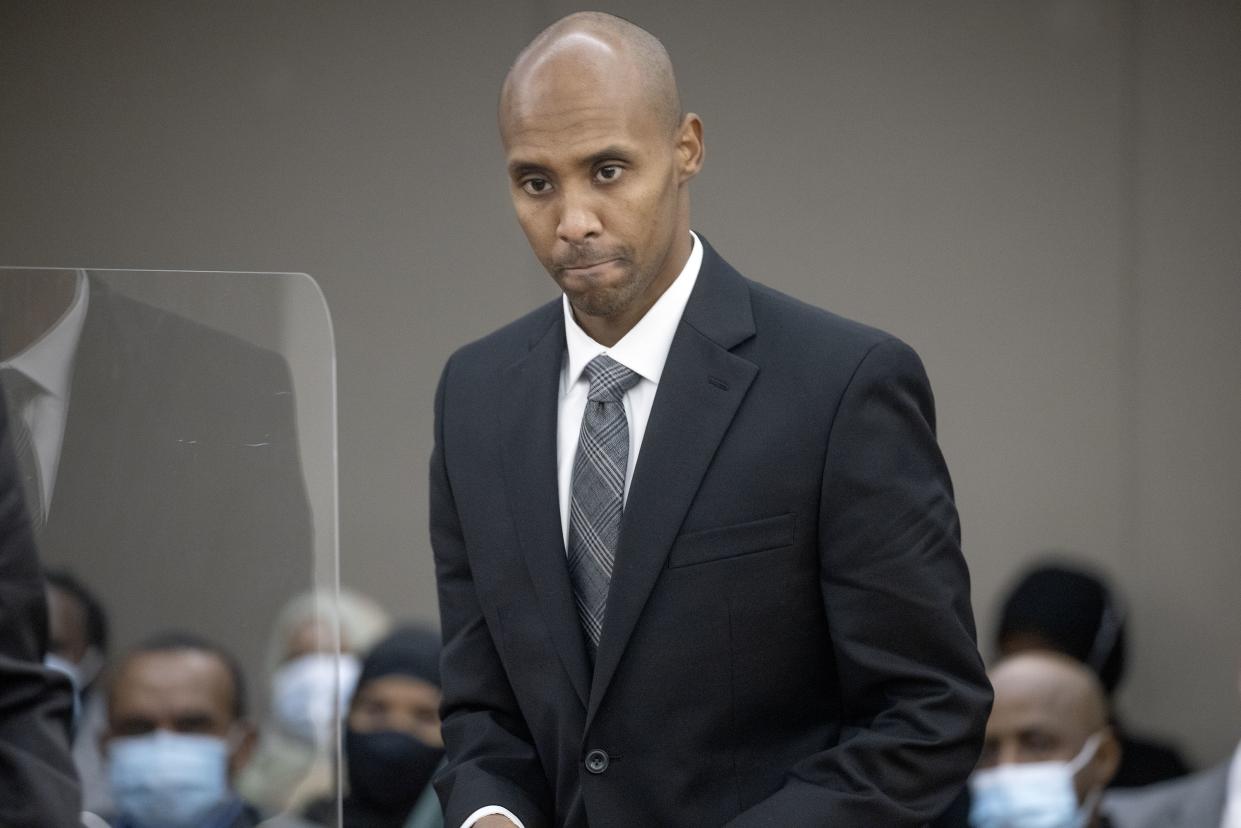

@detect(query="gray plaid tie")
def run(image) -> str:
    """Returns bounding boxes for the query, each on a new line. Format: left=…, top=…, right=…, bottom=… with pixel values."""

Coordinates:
left=1, top=367, right=46, bottom=532
left=567, top=354, right=641, bottom=657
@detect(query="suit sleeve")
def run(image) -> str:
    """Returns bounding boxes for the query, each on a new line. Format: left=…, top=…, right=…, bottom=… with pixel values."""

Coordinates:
left=727, top=337, right=992, bottom=826
left=0, top=393, right=83, bottom=827
left=430, top=356, right=552, bottom=828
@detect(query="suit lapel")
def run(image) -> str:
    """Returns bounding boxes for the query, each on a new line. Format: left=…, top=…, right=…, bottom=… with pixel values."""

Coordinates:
left=499, top=307, right=592, bottom=708
left=587, top=239, right=758, bottom=727
left=45, top=279, right=129, bottom=538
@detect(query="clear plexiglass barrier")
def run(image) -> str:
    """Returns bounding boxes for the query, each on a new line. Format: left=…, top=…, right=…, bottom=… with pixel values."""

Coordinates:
left=0, top=267, right=342, bottom=826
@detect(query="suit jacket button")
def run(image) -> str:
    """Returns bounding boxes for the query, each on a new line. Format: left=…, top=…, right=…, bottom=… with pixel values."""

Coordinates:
left=584, top=749, right=609, bottom=774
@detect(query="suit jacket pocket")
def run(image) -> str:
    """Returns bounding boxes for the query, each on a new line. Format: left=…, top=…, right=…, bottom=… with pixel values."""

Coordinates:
left=668, top=513, right=796, bottom=568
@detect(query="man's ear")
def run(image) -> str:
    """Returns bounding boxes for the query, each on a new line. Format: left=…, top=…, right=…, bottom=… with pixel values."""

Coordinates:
left=676, top=113, right=705, bottom=183
left=228, top=721, right=258, bottom=778
left=1085, top=726, right=1122, bottom=794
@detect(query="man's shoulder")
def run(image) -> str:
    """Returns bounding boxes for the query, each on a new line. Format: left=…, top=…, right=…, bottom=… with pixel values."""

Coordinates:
left=82, top=276, right=293, bottom=394
left=725, top=267, right=923, bottom=387
left=746, top=276, right=894, bottom=351
left=695, top=238, right=905, bottom=362
left=1103, top=761, right=1229, bottom=827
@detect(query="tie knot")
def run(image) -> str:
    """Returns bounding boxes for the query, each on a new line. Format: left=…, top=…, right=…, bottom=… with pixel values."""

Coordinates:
left=583, top=354, right=640, bottom=403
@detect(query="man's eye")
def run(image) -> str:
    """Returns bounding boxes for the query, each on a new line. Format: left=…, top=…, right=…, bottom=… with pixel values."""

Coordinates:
left=596, top=165, right=622, bottom=182
left=521, top=178, right=551, bottom=195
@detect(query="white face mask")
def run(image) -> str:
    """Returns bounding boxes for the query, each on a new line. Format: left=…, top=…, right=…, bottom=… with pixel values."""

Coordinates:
left=270, top=652, right=360, bottom=745
left=968, top=732, right=1103, bottom=828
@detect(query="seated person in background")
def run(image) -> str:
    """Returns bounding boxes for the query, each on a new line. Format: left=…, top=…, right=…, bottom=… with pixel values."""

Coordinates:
left=1104, top=659, right=1241, bottom=828
left=998, top=560, right=1191, bottom=788
left=44, top=568, right=112, bottom=814
left=238, top=588, right=391, bottom=817
left=98, top=632, right=259, bottom=828
left=303, top=626, right=444, bottom=828
left=970, top=651, right=1121, bottom=828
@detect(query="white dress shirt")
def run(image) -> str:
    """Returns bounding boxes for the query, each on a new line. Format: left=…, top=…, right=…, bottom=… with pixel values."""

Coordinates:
left=1, top=270, right=89, bottom=508
left=461, top=232, right=703, bottom=828
left=1223, top=740, right=1241, bottom=828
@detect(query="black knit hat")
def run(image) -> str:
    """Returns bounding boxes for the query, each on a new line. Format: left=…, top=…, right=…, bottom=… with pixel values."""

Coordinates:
left=996, top=561, right=1127, bottom=695
left=356, top=625, right=442, bottom=689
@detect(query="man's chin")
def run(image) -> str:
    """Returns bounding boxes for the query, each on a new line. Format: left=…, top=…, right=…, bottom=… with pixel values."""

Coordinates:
left=567, top=291, right=623, bottom=321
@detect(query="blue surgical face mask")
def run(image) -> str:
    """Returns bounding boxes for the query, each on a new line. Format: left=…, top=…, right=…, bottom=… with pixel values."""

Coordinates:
left=108, top=730, right=232, bottom=828
left=968, top=733, right=1103, bottom=828
left=43, top=647, right=104, bottom=736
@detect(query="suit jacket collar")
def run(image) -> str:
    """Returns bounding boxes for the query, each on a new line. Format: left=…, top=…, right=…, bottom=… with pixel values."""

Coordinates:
left=679, top=235, right=757, bottom=351
left=45, top=278, right=133, bottom=529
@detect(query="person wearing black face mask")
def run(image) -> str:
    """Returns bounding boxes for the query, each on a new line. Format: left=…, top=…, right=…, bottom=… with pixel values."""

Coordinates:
left=304, top=626, right=445, bottom=828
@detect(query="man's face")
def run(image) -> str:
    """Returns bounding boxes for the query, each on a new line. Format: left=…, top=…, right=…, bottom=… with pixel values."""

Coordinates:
left=501, top=45, right=695, bottom=333
left=106, top=649, right=251, bottom=774
left=348, top=675, right=443, bottom=749
left=978, top=667, right=1111, bottom=801
left=46, top=584, right=90, bottom=664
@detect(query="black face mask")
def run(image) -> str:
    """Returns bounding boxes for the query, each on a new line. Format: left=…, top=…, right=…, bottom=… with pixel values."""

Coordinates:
left=345, top=728, right=444, bottom=815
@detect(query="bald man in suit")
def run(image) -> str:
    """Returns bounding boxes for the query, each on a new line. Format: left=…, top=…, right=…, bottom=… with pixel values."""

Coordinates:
left=431, top=13, right=991, bottom=827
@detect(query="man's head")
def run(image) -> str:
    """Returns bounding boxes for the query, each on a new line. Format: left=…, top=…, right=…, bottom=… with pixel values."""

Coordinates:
left=344, top=626, right=444, bottom=816
left=104, top=632, right=256, bottom=827
left=44, top=569, right=108, bottom=689
left=996, top=561, right=1127, bottom=696
left=971, top=651, right=1120, bottom=827
left=499, top=12, right=705, bottom=346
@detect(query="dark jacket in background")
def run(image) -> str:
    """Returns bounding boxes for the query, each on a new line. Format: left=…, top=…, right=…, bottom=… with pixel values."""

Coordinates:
left=0, top=392, right=81, bottom=827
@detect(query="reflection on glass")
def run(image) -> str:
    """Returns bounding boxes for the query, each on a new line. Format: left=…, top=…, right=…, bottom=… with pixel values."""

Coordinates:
left=0, top=267, right=340, bottom=825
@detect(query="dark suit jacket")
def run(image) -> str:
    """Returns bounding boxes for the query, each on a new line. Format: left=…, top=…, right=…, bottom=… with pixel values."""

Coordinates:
left=431, top=239, right=991, bottom=827
left=35, top=278, right=312, bottom=700
left=0, top=384, right=82, bottom=828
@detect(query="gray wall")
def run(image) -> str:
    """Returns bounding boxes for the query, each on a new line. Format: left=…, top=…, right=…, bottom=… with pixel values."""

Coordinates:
left=2, top=1, right=1238, bottom=767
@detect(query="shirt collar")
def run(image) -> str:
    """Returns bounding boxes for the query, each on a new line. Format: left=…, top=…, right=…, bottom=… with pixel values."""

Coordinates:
left=3, top=270, right=89, bottom=400
left=563, top=231, right=702, bottom=391
left=1226, top=739, right=1241, bottom=817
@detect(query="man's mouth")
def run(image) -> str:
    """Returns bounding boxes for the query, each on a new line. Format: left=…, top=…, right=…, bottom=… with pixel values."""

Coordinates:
left=560, top=258, right=619, bottom=274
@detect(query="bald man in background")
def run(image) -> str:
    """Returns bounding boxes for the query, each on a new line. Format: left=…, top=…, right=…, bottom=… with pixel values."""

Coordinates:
left=431, top=12, right=990, bottom=827
left=969, top=652, right=1121, bottom=828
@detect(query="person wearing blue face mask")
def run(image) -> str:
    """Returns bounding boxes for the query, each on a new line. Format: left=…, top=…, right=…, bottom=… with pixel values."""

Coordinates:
left=98, top=632, right=261, bottom=828
left=969, top=651, right=1122, bottom=828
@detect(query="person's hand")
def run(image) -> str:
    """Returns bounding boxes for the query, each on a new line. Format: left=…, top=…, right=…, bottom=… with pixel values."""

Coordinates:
left=475, top=817, right=520, bottom=828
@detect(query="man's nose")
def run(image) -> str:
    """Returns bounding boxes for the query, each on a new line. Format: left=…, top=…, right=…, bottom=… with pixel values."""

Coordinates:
left=995, top=743, right=1022, bottom=767
left=557, top=189, right=602, bottom=244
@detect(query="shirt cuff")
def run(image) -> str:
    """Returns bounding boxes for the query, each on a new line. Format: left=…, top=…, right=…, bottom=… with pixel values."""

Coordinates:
left=461, top=805, right=525, bottom=828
